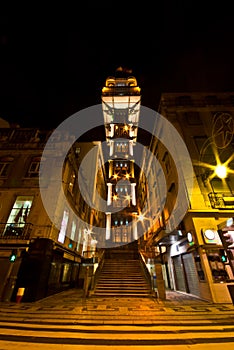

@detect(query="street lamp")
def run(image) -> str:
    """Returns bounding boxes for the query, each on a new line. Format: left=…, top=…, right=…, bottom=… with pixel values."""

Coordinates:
left=215, top=164, right=227, bottom=179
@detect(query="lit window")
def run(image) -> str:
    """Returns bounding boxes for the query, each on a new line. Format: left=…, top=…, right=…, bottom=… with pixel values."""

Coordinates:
left=68, top=171, right=76, bottom=194
left=70, top=220, right=76, bottom=240
left=58, top=209, right=69, bottom=244
left=4, top=196, right=33, bottom=236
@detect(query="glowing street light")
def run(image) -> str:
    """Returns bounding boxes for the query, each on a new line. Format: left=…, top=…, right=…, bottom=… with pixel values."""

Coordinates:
left=138, top=214, right=145, bottom=221
left=113, top=194, right=118, bottom=201
left=215, top=164, right=227, bottom=179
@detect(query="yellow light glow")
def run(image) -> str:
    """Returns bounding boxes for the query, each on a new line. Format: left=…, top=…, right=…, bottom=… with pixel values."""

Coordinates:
left=215, top=164, right=227, bottom=179
left=113, top=195, right=118, bottom=201
left=138, top=214, right=144, bottom=221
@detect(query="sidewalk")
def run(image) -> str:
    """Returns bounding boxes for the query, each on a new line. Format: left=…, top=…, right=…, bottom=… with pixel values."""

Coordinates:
left=0, top=288, right=234, bottom=325
left=35, top=288, right=211, bottom=306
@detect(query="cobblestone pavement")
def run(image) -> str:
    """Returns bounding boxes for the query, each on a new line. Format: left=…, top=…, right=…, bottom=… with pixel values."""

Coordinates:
left=1, top=289, right=234, bottom=349
left=0, top=288, right=234, bottom=325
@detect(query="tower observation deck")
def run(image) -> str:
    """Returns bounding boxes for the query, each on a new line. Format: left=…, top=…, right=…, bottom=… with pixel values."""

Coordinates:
left=101, top=69, right=142, bottom=247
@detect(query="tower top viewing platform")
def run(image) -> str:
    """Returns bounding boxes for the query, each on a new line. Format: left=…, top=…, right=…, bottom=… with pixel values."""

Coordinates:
left=102, top=67, right=141, bottom=97
left=101, top=68, right=141, bottom=125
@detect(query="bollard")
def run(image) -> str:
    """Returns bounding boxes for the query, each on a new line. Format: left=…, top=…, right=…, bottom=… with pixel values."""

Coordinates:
left=83, top=266, right=90, bottom=298
left=16, top=288, right=25, bottom=303
left=154, top=264, right=166, bottom=300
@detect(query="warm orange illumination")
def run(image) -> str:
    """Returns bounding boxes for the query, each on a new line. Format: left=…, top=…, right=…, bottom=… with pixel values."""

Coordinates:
left=215, top=164, right=227, bottom=179
left=195, top=157, right=234, bottom=181
left=113, top=194, right=118, bottom=201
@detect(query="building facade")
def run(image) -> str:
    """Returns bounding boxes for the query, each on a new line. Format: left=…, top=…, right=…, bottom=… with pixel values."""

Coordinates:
left=0, top=123, right=106, bottom=302
left=140, top=92, right=234, bottom=303
left=1, top=80, right=234, bottom=304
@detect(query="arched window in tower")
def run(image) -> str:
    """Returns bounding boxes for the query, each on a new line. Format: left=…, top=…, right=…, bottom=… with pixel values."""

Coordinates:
left=123, top=143, right=128, bottom=153
left=116, top=143, right=121, bottom=153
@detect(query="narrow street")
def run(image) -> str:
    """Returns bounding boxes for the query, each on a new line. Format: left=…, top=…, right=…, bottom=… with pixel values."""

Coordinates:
left=0, top=288, right=234, bottom=349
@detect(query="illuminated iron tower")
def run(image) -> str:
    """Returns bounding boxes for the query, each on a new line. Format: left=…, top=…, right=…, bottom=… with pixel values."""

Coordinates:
left=101, top=68, right=141, bottom=246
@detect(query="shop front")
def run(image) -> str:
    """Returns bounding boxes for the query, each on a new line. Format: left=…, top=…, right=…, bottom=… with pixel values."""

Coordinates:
left=168, top=221, right=234, bottom=303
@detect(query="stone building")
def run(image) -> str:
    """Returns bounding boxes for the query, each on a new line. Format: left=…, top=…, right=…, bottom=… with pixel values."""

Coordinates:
left=140, top=92, right=234, bottom=303
left=0, top=120, right=106, bottom=301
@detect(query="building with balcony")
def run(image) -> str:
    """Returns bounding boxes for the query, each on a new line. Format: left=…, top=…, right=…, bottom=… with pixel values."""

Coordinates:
left=1, top=78, right=234, bottom=304
left=0, top=122, right=106, bottom=302
left=140, top=92, right=234, bottom=303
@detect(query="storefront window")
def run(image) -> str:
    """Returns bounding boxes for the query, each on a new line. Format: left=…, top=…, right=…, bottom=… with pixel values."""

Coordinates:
left=207, top=249, right=230, bottom=282
left=61, top=263, right=72, bottom=283
left=194, top=254, right=205, bottom=281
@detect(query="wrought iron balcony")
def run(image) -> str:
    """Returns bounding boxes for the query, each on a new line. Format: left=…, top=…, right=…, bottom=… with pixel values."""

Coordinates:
left=0, top=223, right=33, bottom=240
left=208, top=192, right=234, bottom=209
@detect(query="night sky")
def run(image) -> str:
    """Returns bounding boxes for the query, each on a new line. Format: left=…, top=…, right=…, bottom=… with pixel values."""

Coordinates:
left=1, top=3, right=234, bottom=131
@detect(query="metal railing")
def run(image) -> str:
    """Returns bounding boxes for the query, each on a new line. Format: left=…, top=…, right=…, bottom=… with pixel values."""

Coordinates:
left=208, top=192, right=234, bottom=209
left=0, top=222, right=58, bottom=240
left=82, top=249, right=105, bottom=298
left=139, top=251, right=155, bottom=295
left=0, top=223, right=33, bottom=239
left=159, top=95, right=234, bottom=109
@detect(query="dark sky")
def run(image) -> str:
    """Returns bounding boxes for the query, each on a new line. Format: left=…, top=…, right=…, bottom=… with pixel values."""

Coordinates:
left=1, top=3, right=234, bottom=130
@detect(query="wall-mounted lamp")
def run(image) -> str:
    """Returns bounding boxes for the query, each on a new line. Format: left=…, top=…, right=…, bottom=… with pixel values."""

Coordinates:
left=215, top=164, right=227, bottom=179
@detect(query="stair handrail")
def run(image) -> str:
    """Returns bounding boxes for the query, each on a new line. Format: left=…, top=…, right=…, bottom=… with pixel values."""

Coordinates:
left=139, top=251, right=154, bottom=295
left=90, top=249, right=105, bottom=293
left=82, top=248, right=105, bottom=297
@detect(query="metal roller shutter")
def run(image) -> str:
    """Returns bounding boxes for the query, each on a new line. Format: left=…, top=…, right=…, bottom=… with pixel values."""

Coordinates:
left=172, top=255, right=187, bottom=292
left=182, top=253, right=200, bottom=297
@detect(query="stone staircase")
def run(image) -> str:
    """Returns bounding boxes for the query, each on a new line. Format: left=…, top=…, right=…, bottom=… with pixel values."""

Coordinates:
left=93, top=250, right=152, bottom=297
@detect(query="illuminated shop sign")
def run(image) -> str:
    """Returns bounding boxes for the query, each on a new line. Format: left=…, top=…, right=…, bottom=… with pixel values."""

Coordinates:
left=217, top=218, right=234, bottom=250
left=202, top=229, right=222, bottom=245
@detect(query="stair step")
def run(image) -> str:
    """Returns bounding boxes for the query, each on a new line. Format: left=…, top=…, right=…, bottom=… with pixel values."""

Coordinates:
left=96, top=280, right=150, bottom=284
left=99, top=275, right=145, bottom=278
left=95, top=279, right=150, bottom=282
left=95, top=288, right=150, bottom=291
left=93, top=252, right=151, bottom=297
left=94, top=292, right=150, bottom=296
left=94, top=289, right=150, bottom=292
left=96, top=285, right=149, bottom=288
left=95, top=284, right=150, bottom=287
